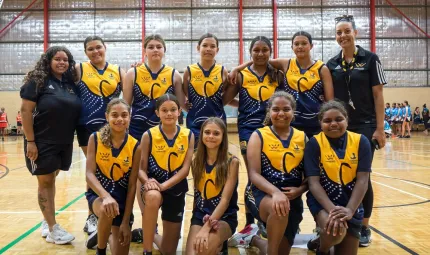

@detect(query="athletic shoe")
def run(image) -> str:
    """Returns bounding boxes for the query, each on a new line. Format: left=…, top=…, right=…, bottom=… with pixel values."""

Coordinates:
left=227, top=223, right=259, bottom=247
left=257, top=221, right=267, bottom=239
left=86, top=229, right=98, bottom=249
left=405, top=135, right=411, bottom=138
left=41, top=220, right=49, bottom=238
left=307, top=228, right=321, bottom=251
left=87, top=214, right=98, bottom=234
left=131, top=228, right=143, bottom=243
left=46, top=224, right=75, bottom=244
left=359, top=226, right=372, bottom=247
left=83, top=215, right=89, bottom=233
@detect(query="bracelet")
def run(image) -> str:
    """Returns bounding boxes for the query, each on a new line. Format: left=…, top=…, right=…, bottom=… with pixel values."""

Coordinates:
left=26, top=140, right=35, bottom=143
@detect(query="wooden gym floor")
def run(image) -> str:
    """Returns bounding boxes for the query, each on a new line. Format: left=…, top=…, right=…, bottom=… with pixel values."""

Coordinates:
left=0, top=131, right=429, bottom=255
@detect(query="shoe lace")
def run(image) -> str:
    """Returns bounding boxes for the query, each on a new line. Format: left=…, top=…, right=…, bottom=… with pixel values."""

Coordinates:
left=55, top=225, right=69, bottom=235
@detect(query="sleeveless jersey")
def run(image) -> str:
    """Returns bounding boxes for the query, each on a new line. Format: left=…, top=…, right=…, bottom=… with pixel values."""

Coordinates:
left=314, top=131, right=363, bottom=212
left=385, top=107, right=391, bottom=118
left=130, top=64, right=175, bottom=140
left=0, top=113, right=7, bottom=123
left=77, top=62, right=122, bottom=126
left=91, top=132, right=139, bottom=209
left=186, top=63, right=226, bottom=139
left=238, top=66, right=279, bottom=142
left=147, top=125, right=191, bottom=195
left=285, top=59, right=325, bottom=128
left=16, top=114, right=22, bottom=122
left=193, top=154, right=239, bottom=219
left=255, top=126, right=306, bottom=189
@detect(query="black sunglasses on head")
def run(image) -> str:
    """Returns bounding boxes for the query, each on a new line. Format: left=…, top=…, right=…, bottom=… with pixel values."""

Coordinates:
left=335, top=15, right=354, bottom=23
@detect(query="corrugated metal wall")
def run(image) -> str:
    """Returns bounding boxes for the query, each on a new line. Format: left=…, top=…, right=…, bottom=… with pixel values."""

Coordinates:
left=0, top=0, right=429, bottom=90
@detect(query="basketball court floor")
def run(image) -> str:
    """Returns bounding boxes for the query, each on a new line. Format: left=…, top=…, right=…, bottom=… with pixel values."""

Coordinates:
left=0, top=132, right=429, bottom=254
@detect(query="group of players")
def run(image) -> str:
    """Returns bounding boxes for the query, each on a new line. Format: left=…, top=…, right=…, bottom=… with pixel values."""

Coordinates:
left=384, top=101, right=413, bottom=138
left=18, top=15, right=387, bottom=255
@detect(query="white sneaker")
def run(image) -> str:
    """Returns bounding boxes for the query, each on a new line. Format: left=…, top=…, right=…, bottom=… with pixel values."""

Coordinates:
left=41, top=220, right=49, bottom=238
left=46, top=224, right=75, bottom=244
left=228, top=223, right=259, bottom=247
left=87, top=214, right=98, bottom=234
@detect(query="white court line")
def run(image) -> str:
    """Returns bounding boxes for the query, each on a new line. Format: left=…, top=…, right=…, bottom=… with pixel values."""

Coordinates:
left=389, top=150, right=430, bottom=158
left=372, top=180, right=429, bottom=201
left=177, top=194, right=187, bottom=251
left=373, top=172, right=430, bottom=190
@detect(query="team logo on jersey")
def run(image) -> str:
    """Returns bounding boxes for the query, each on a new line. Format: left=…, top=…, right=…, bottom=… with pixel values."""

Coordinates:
left=155, top=145, right=165, bottom=152
left=293, top=144, right=300, bottom=152
left=248, top=79, right=258, bottom=85
left=86, top=72, right=96, bottom=79
left=177, top=144, right=185, bottom=154
left=194, top=74, right=203, bottom=82
left=349, top=153, right=358, bottom=164
left=67, top=87, right=75, bottom=94
left=309, top=72, right=316, bottom=79
left=268, top=143, right=280, bottom=151
left=100, top=152, right=110, bottom=161
left=325, top=154, right=335, bottom=163
left=142, top=76, right=151, bottom=83
left=290, top=69, right=299, bottom=76
left=355, top=63, right=366, bottom=68
left=213, top=75, right=219, bottom=82
left=161, top=77, right=167, bottom=84
left=123, top=157, right=130, bottom=167
left=109, top=73, right=115, bottom=80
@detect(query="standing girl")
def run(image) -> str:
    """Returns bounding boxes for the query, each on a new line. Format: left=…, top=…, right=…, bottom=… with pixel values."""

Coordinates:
left=243, top=92, right=308, bottom=255
left=75, top=36, right=125, bottom=233
left=139, top=94, right=194, bottom=255
left=326, top=15, right=387, bottom=246
left=85, top=99, right=140, bottom=255
left=229, top=31, right=334, bottom=138
left=123, top=34, right=184, bottom=141
left=181, top=33, right=230, bottom=144
left=0, top=107, right=8, bottom=141
left=223, top=36, right=282, bottom=232
left=304, top=100, right=371, bottom=255
left=20, top=46, right=81, bottom=244
left=401, top=101, right=412, bottom=138
left=16, top=111, right=22, bottom=135
left=185, top=117, right=239, bottom=255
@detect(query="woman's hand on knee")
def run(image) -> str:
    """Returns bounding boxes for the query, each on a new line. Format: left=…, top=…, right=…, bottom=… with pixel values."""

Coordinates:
left=144, top=178, right=161, bottom=191
left=328, top=206, right=353, bottom=222
left=118, top=222, right=131, bottom=246
left=325, top=217, right=348, bottom=237
left=101, top=195, right=120, bottom=218
left=272, top=191, right=290, bottom=217
left=194, top=226, right=211, bottom=253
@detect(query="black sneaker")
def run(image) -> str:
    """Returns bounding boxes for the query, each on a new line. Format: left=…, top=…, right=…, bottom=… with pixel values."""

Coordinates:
left=359, top=226, right=372, bottom=247
left=307, top=234, right=320, bottom=251
left=131, top=228, right=143, bottom=243
left=405, top=135, right=411, bottom=138
left=257, top=221, right=267, bottom=239
left=86, top=229, right=98, bottom=249
left=83, top=215, right=89, bottom=233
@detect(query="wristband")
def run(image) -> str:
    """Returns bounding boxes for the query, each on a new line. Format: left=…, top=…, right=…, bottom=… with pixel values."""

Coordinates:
left=27, top=140, right=35, bottom=143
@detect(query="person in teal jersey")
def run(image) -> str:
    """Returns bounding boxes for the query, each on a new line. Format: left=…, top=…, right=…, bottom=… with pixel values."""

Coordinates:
left=305, top=100, right=371, bottom=255
left=401, top=100, right=412, bottom=138
left=186, top=117, right=239, bottom=255
left=180, top=33, right=230, bottom=145
left=422, top=104, right=429, bottom=135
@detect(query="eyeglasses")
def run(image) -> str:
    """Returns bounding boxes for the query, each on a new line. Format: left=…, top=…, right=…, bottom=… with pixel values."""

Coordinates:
left=335, top=15, right=354, bottom=23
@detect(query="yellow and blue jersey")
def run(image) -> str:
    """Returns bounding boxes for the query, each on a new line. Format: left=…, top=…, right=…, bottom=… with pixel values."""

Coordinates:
left=186, top=63, right=226, bottom=140
left=147, top=125, right=191, bottom=195
left=254, top=126, right=306, bottom=189
left=304, top=131, right=372, bottom=219
left=193, top=154, right=239, bottom=219
left=285, top=58, right=325, bottom=129
left=77, top=62, right=122, bottom=125
left=89, top=132, right=139, bottom=209
left=129, top=64, right=175, bottom=140
left=238, top=67, right=279, bottom=142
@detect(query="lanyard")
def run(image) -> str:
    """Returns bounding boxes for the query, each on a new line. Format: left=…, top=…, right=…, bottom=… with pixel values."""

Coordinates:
left=341, top=49, right=358, bottom=110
